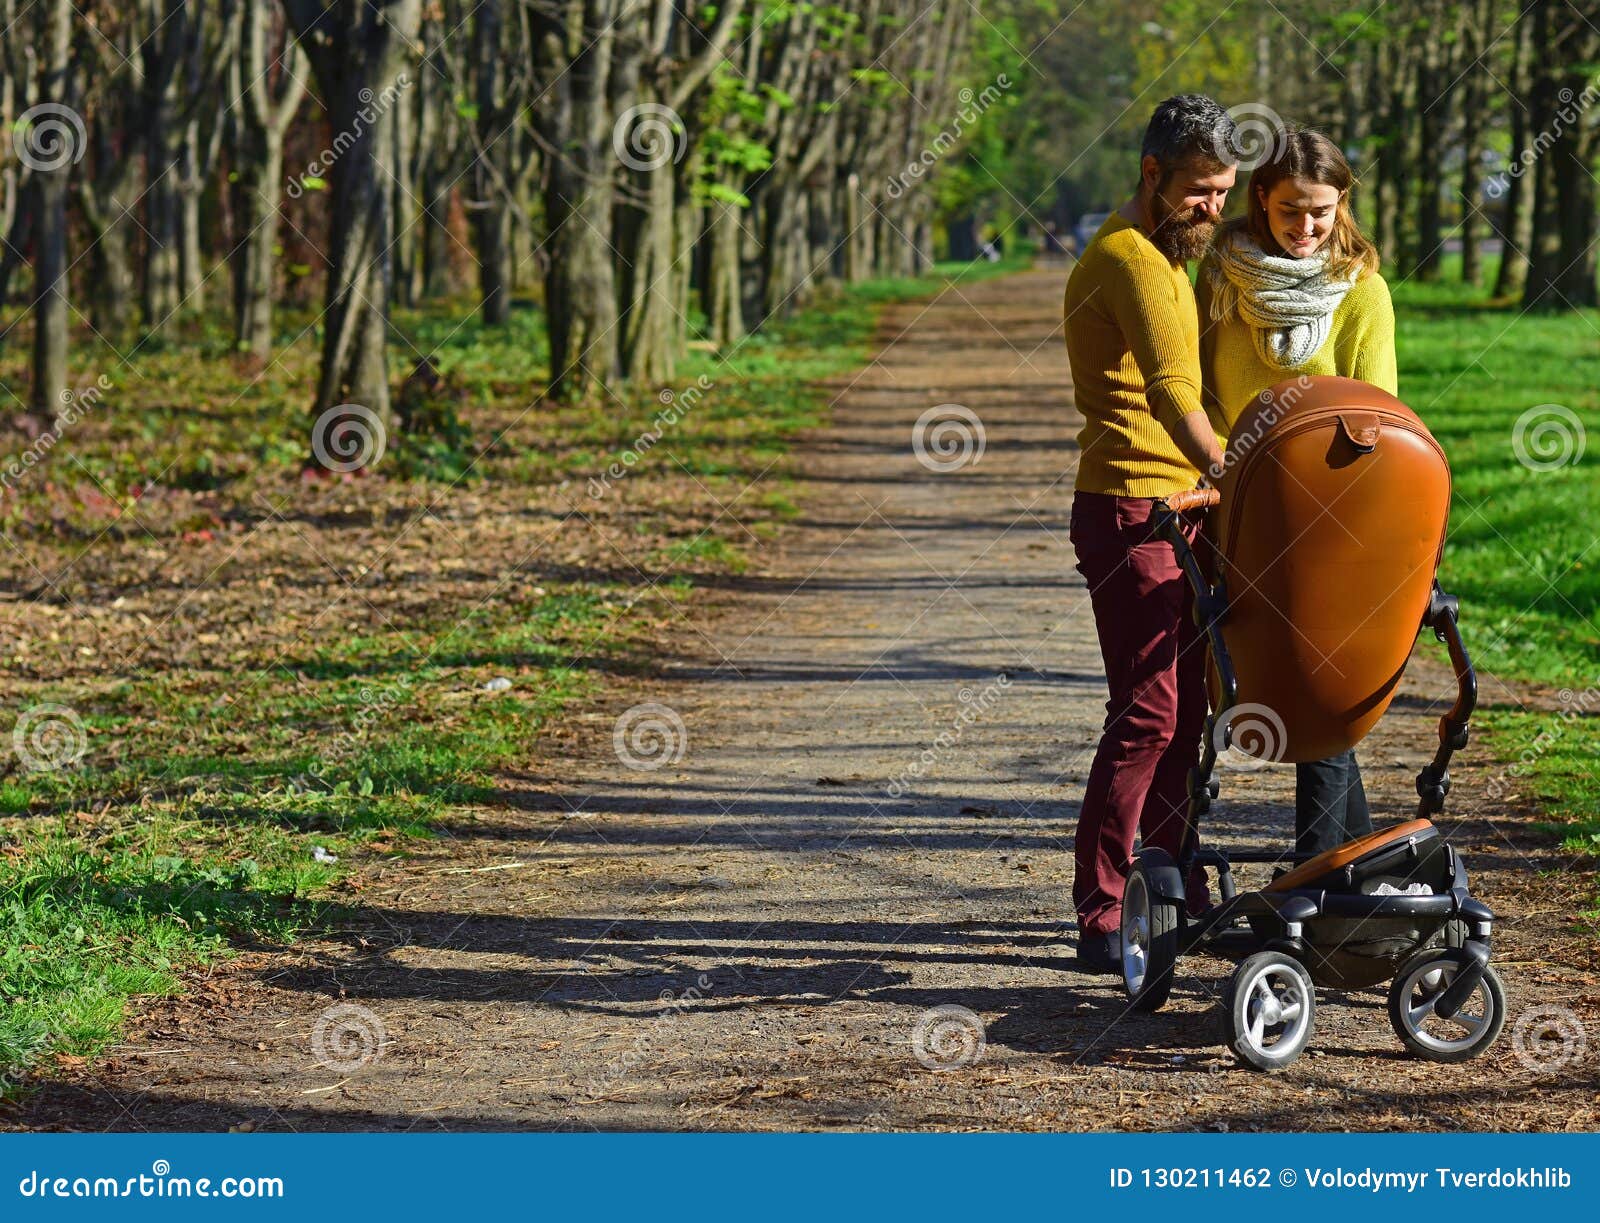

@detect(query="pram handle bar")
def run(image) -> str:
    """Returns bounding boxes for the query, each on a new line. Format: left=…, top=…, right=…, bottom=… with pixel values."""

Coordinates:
left=1149, top=496, right=1237, bottom=869
left=1415, top=581, right=1477, bottom=819
left=1162, top=487, right=1220, bottom=513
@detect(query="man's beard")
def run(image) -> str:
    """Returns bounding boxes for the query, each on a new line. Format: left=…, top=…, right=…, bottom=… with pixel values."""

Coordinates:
left=1148, top=197, right=1217, bottom=262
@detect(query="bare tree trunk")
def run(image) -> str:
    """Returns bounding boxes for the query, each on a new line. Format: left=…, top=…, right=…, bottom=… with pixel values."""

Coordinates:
left=614, top=0, right=743, bottom=380
left=947, top=213, right=977, bottom=262
left=1553, top=122, right=1600, bottom=307
left=234, top=0, right=307, bottom=359
left=237, top=124, right=293, bottom=357
left=27, top=0, right=73, bottom=420
left=1521, top=0, right=1597, bottom=309
left=177, top=123, right=206, bottom=307
left=532, top=0, right=622, bottom=402
left=1413, top=0, right=1449, bottom=281
left=1493, top=10, right=1534, bottom=300
left=704, top=180, right=744, bottom=346
left=391, top=82, right=420, bottom=310
left=142, top=60, right=184, bottom=326
left=619, top=155, right=678, bottom=382
left=81, top=127, right=141, bottom=341
left=420, top=175, right=458, bottom=301
left=1370, top=39, right=1393, bottom=261
left=284, top=0, right=423, bottom=429
left=611, top=9, right=678, bottom=384
left=670, top=141, right=700, bottom=355
left=473, top=0, right=511, bottom=324
left=1457, top=0, right=1489, bottom=287
left=844, top=171, right=870, bottom=281
left=0, top=0, right=21, bottom=312
left=0, top=195, right=32, bottom=314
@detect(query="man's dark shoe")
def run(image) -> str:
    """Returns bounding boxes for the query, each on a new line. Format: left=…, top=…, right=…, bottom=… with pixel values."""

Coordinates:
left=1075, top=930, right=1122, bottom=975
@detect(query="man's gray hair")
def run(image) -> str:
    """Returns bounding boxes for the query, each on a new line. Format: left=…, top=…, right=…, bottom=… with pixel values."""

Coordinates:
left=1140, top=94, right=1238, bottom=172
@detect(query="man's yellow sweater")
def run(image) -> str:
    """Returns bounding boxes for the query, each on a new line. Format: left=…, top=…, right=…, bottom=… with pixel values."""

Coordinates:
left=1064, top=212, right=1207, bottom=498
left=1196, top=254, right=1398, bottom=446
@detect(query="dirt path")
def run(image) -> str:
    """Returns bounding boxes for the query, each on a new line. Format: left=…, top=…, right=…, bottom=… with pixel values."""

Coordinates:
left=22, top=264, right=1600, bottom=1131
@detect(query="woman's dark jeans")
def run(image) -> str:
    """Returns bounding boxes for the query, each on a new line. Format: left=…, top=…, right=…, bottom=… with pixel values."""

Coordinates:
left=1295, top=749, right=1371, bottom=857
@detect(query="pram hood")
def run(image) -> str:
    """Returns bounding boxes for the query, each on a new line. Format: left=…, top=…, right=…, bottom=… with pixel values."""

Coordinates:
left=1210, top=375, right=1451, bottom=762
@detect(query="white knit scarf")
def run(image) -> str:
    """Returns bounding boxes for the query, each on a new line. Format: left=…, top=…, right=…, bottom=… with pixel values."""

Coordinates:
left=1207, top=230, right=1357, bottom=368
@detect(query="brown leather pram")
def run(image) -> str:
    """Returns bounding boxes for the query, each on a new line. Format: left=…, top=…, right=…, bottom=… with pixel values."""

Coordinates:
left=1118, top=375, right=1505, bottom=1070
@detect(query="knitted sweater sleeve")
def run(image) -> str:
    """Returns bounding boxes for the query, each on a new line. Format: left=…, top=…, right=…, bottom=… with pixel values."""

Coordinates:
left=1194, top=257, right=1224, bottom=422
left=1346, top=273, right=1398, bottom=396
left=1102, top=250, right=1205, bottom=433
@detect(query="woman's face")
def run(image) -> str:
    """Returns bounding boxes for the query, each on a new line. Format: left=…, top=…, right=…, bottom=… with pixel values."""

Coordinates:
left=1259, top=177, right=1342, bottom=258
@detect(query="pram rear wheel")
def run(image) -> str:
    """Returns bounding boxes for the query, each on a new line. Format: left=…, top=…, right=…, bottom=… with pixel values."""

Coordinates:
left=1387, top=949, right=1505, bottom=1063
left=1121, top=855, right=1179, bottom=1011
left=1223, top=951, right=1317, bottom=1070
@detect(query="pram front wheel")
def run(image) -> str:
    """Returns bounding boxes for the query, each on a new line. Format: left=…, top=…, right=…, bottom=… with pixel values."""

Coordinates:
left=1387, top=949, right=1506, bottom=1063
left=1223, top=951, right=1317, bottom=1070
left=1120, top=853, right=1179, bottom=1011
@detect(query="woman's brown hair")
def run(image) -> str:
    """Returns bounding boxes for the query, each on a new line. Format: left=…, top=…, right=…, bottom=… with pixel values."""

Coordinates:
left=1231, top=127, right=1379, bottom=281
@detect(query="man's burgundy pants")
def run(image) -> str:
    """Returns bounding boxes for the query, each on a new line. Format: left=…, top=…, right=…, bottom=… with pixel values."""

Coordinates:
left=1068, top=490, right=1210, bottom=936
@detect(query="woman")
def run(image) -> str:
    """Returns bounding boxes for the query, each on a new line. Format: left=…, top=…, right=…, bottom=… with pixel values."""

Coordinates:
left=1196, top=127, right=1394, bottom=859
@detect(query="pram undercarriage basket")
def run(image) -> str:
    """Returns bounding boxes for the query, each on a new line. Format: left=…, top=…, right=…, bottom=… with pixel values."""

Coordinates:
left=1114, top=376, right=1505, bottom=1070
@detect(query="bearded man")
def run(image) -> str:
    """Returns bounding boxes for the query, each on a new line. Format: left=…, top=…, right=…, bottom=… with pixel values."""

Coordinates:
left=1062, top=95, right=1237, bottom=974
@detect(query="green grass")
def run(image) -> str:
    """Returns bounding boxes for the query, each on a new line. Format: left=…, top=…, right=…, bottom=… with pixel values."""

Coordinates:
left=0, top=246, right=1034, bottom=1093
left=1389, top=254, right=1600, bottom=912
left=1474, top=700, right=1600, bottom=921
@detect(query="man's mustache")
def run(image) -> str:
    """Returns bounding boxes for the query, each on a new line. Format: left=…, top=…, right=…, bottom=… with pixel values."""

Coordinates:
left=1161, top=207, right=1217, bottom=228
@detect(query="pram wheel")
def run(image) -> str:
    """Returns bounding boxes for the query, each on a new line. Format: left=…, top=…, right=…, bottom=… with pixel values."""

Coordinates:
left=1387, top=949, right=1506, bottom=1063
left=1120, top=854, right=1179, bottom=1011
left=1222, top=951, right=1317, bottom=1070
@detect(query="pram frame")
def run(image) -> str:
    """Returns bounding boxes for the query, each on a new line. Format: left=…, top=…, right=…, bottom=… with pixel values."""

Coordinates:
left=1111, top=490, right=1501, bottom=1069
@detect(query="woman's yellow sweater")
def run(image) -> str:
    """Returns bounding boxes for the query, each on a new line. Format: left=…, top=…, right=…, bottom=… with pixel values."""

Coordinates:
left=1196, top=253, right=1398, bottom=447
